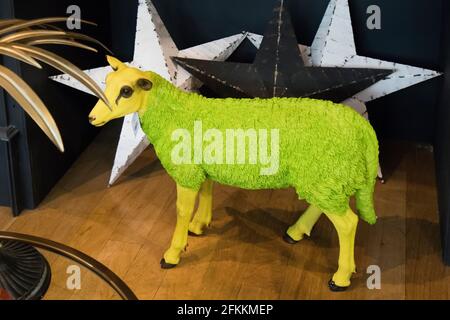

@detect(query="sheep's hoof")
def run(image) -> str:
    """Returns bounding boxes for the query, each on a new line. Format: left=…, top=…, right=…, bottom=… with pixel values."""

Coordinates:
left=283, top=232, right=299, bottom=245
left=160, top=258, right=177, bottom=269
left=188, top=231, right=203, bottom=237
left=189, top=221, right=207, bottom=236
left=328, top=279, right=349, bottom=292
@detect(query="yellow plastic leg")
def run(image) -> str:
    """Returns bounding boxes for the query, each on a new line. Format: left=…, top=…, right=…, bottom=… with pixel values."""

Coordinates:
left=189, top=180, right=213, bottom=236
left=287, top=205, right=322, bottom=241
left=325, top=208, right=358, bottom=289
left=163, top=184, right=198, bottom=266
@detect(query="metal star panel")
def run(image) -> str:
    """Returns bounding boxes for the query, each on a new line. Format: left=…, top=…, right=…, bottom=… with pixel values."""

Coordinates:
left=173, top=0, right=393, bottom=102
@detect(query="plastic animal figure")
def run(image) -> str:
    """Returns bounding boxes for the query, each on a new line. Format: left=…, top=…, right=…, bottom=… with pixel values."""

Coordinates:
left=89, top=56, right=379, bottom=291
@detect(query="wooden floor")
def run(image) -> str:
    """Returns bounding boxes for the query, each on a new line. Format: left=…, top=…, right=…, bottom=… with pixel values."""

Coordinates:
left=0, top=123, right=448, bottom=300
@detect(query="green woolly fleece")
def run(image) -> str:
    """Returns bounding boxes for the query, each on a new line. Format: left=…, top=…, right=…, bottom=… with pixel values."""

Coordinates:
left=139, top=73, right=379, bottom=224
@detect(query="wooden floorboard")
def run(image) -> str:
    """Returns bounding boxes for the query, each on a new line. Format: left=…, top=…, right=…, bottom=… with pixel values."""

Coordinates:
left=0, top=124, right=447, bottom=299
left=405, top=145, right=450, bottom=299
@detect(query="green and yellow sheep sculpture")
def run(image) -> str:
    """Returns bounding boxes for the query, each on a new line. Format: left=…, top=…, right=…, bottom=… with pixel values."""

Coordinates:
left=88, top=56, right=379, bottom=291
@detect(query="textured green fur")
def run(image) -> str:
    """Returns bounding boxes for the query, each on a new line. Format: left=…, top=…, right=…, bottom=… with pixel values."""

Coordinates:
left=139, top=73, right=379, bottom=224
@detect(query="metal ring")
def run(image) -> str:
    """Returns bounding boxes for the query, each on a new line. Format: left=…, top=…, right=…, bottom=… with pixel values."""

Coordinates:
left=0, top=231, right=138, bottom=300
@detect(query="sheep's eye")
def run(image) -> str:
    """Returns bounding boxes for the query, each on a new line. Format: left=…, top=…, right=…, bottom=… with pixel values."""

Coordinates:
left=137, top=79, right=152, bottom=91
left=120, top=86, right=133, bottom=98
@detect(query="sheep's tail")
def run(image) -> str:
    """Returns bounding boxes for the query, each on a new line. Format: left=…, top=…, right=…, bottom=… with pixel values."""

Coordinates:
left=355, top=124, right=379, bottom=225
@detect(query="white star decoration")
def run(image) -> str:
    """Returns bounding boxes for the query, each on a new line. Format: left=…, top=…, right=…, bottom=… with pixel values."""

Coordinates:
left=311, top=0, right=441, bottom=112
left=53, top=0, right=441, bottom=185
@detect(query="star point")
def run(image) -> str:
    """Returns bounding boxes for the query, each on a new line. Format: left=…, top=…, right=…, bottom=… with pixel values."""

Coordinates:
left=172, top=0, right=393, bottom=102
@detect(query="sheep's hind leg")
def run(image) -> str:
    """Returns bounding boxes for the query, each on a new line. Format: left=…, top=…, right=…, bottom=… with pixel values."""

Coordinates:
left=189, top=180, right=213, bottom=236
left=324, top=208, right=358, bottom=291
left=161, top=184, right=198, bottom=269
left=284, top=204, right=322, bottom=244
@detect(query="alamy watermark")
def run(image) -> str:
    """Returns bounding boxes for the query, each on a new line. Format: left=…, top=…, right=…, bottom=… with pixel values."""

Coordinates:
left=66, top=5, right=82, bottom=30
left=366, top=265, right=381, bottom=290
left=66, top=265, right=82, bottom=290
left=171, top=121, right=280, bottom=176
left=367, top=5, right=382, bottom=30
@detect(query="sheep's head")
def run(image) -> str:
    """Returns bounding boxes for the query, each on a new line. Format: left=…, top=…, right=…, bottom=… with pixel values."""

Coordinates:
left=89, top=56, right=153, bottom=126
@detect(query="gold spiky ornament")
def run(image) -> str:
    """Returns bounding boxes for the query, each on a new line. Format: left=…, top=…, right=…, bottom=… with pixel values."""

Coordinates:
left=0, top=17, right=111, bottom=300
left=0, top=17, right=111, bottom=152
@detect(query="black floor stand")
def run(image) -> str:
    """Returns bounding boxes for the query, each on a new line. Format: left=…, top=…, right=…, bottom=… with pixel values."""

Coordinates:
left=0, top=240, right=51, bottom=300
left=0, top=125, right=51, bottom=300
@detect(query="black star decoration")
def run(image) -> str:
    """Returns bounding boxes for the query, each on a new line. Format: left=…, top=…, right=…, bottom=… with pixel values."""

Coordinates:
left=172, top=0, right=393, bottom=102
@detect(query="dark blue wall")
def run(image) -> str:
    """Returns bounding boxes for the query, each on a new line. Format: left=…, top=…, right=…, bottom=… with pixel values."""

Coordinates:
left=434, top=0, right=450, bottom=264
left=0, top=0, right=113, bottom=209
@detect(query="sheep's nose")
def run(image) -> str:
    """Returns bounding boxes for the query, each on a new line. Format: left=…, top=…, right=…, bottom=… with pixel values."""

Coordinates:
left=89, top=116, right=96, bottom=124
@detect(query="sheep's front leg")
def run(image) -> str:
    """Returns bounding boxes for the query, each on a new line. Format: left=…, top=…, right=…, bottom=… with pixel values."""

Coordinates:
left=325, top=208, right=358, bottom=291
left=189, top=180, right=213, bottom=236
left=161, top=184, right=198, bottom=269
left=284, top=204, right=322, bottom=243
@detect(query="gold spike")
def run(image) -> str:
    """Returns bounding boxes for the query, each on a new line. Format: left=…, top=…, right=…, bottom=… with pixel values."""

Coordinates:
left=0, top=65, right=64, bottom=152
left=26, top=39, right=98, bottom=53
left=0, top=30, right=67, bottom=43
left=13, top=44, right=111, bottom=109
left=41, top=24, right=65, bottom=31
left=0, top=17, right=97, bottom=36
left=0, top=44, right=42, bottom=68
left=7, top=32, right=112, bottom=55
left=63, top=32, right=113, bottom=54
left=0, top=19, right=23, bottom=29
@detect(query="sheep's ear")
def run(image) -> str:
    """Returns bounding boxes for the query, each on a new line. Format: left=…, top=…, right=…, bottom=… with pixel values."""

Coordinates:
left=107, top=55, right=126, bottom=71
left=137, top=78, right=153, bottom=91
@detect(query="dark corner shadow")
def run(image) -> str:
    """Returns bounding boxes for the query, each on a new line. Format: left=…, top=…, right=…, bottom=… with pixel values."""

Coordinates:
left=183, top=207, right=444, bottom=285
left=109, top=155, right=166, bottom=188
left=40, top=121, right=156, bottom=206
left=404, top=217, right=448, bottom=285
left=128, top=157, right=166, bottom=180
left=41, top=124, right=122, bottom=205
left=183, top=204, right=333, bottom=273
left=379, top=140, right=413, bottom=182
left=356, top=216, right=442, bottom=286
